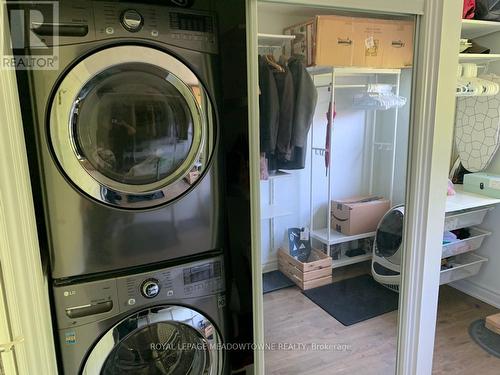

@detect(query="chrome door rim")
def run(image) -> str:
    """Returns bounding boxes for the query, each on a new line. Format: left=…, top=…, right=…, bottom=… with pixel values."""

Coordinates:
left=49, top=45, right=211, bottom=208
left=82, top=305, right=223, bottom=375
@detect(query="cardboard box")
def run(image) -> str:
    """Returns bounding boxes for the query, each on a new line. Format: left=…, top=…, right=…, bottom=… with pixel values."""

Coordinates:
left=463, top=172, right=500, bottom=199
left=284, top=15, right=414, bottom=68
left=352, top=17, right=385, bottom=68
left=278, top=248, right=332, bottom=290
left=331, top=196, right=390, bottom=235
left=385, top=20, right=414, bottom=68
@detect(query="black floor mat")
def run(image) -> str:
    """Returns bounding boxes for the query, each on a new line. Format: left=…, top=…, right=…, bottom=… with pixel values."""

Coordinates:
left=303, top=274, right=399, bottom=326
left=263, top=270, right=295, bottom=294
left=469, top=319, right=500, bottom=358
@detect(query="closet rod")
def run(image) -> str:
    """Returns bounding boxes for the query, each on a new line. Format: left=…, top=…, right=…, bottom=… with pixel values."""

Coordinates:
left=257, top=33, right=295, bottom=40
left=258, top=45, right=283, bottom=49
left=334, top=84, right=398, bottom=89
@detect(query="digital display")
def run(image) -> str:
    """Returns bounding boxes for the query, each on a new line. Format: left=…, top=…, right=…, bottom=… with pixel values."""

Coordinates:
left=170, top=13, right=213, bottom=33
left=183, top=261, right=221, bottom=285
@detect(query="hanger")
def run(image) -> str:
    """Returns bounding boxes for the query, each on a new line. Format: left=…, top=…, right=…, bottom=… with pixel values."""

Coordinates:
left=278, top=54, right=288, bottom=67
left=264, top=54, right=285, bottom=73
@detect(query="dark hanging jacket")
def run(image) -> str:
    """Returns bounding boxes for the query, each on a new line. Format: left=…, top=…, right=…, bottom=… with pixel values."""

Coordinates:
left=274, top=68, right=295, bottom=162
left=258, top=55, right=280, bottom=155
left=279, top=56, right=318, bottom=170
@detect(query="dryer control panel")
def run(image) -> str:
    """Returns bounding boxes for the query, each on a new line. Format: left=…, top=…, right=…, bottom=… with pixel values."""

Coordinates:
left=25, top=0, right=218, bottom=53
left=53, top=256, right=225, bottom=329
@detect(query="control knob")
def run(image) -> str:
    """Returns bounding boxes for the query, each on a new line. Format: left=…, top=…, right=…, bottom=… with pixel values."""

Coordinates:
left=141, top=279, right=160, bottom=298
left=121, top=9, right=143, bottom=32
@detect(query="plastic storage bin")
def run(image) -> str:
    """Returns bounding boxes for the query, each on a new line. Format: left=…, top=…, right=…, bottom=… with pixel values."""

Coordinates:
left=439, top=253, right=488, bottom=285
left=442, top=227, right=491, bottom=258
left=444, top=207, right=492, bottom=231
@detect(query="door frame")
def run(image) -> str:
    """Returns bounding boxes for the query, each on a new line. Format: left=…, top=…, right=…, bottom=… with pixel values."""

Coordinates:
left=0, top=1, right=58, bottom=373
left=397, top=1, right=461, bottom=374
left=246, top=0, right=461, bottom=374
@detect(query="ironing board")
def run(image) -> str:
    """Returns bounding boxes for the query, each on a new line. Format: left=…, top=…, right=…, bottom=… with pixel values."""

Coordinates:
left=455, top=79, right=500, bottom=172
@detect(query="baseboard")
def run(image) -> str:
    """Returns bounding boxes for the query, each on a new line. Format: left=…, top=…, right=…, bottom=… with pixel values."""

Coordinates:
left=262, top=260, right=278, bottom=273
left=450, top=279, right=500, bottom=309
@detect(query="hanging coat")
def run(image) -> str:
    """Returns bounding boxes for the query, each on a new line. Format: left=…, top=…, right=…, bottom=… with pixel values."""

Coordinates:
left=274, top=68, right=295, bottom=162
left=279, top=56, right=318, bottom=170
left=258, top=55, right=280, bottom=155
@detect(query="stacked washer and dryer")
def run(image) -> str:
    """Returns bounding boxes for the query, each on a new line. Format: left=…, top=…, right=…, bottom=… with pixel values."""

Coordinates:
left=23, top=1, right=227, bottom=374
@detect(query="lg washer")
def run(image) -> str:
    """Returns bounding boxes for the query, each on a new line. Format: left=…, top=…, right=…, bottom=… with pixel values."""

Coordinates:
left=53, top=256, right=227, bottom=374
left=22, top=1, right=223, bottom=279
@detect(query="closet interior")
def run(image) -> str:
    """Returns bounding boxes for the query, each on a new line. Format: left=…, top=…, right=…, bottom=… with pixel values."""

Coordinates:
left=257, top=3, right=414, bottom=374
left=257, top=2, right=500, bottom=375
left=258, top=6, right=412, bottom=274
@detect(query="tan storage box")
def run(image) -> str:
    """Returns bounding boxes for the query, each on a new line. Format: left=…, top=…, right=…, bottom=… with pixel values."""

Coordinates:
left=486, top=313, right=500, bottom=335
left=278, top=248, right=332, bottom=290
left=284, top=15, right=414, bottom=68
left=331, top=196, right=390, bottom=236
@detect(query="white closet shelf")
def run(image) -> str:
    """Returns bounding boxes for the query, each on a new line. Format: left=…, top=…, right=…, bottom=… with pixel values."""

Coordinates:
left=311, top=228, right=376, bottom=245
left=267, top=170, right=292, bottom=179
left=461, top=19, right=500, bottom=39
left=307, top=66, right=401, bottom=76
left=458, top=53, right=500, bottom=63
left=332, top=253, right=372, bottom=269
left=446, top=185, right=500, bottom=213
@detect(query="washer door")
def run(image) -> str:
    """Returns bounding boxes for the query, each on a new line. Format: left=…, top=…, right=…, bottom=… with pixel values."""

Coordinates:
left=50, top=45, right=215, bottom=208
left=82, top=305, right=223, bottom=375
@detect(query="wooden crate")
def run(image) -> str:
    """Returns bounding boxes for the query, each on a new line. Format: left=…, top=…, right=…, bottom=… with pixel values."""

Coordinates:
left=486, top=313, right=500, bottom=335
left=278, top=248, right=332, bottom=290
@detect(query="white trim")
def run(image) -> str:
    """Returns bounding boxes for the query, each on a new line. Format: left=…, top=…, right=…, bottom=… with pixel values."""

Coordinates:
left=258, top=0, right=424, bottom=15
left=450, top=280, right=500, bottom=309
left=246, top=1, right=265, bottom=375
left=396, top=1, right=462, bottom=375
left=262, top=260, right=278, bottom=273
left=0, top=263, right=17, bottom=375
left=0, top=2, right=57, bottom=374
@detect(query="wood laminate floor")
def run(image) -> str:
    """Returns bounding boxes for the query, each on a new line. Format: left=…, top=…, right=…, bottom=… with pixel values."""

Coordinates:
left=263, top=262, right=499, bottom=375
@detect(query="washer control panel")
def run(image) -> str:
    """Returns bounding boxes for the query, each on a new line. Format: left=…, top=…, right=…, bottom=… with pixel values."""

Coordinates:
left=117, top=257, right=224, bottom=309
left=53, top=256, right=225, bottom=329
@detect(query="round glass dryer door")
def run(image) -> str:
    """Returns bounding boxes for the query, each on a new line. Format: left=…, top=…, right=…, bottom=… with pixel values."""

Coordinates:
left=375, top=207, right=404, bottom=262
left=82, top=306, right=223, bottom=375
left=50, top=46, right=215, bottom=208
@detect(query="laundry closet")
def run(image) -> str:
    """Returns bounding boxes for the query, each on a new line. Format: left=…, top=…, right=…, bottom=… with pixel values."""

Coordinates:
left=251, top=1, right=500, bottom=374
left=4, top=0, right=500, bottom=374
